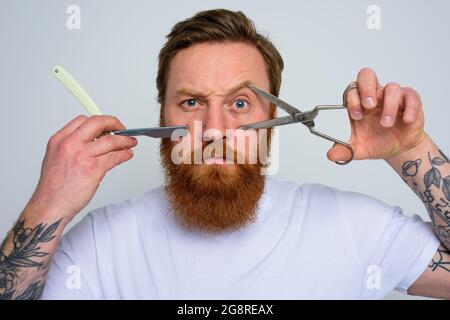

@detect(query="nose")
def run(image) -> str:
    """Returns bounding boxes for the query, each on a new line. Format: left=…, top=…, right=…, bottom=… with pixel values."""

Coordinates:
left=202, top=103, right=228, bottom=141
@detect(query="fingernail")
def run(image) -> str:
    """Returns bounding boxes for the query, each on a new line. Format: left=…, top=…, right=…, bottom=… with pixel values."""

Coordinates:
left=362, top=97, right=375, bottom=108
left=351, top=111, right=362, bottom=120
left=381, top=116, right=393, bottom=127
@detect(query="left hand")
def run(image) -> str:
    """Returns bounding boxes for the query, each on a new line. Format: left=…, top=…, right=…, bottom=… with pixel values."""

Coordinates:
left=327, top=67, right=426, bottom=162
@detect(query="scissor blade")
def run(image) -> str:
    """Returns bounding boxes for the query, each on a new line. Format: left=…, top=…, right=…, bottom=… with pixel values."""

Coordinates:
left=239, top=116, right=294, bottom=129
left=249, top=85, right=302, bottom=116
left=112, top=125, right=188, bottom=138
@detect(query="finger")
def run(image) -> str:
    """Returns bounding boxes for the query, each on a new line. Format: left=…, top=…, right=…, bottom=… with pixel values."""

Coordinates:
left=346, top=87, right=363, bottom=120
left=88, top=134, right=138, bottom=156
left=98, top=148, right=134, bottom=172
left=327, top=144, right=353, bottom=162
left=357, top=68, right=380, bottom=109
left=381, top=82, right=402, bottom=127
left=71, top=115, right=126, bottom=142
left=402, top=87, right=422, bottom=124
left=52, top=115, right=88, bottom=141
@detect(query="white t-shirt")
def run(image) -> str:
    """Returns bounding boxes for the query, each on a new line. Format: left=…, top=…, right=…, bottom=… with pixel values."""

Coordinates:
left=42, top=177, right=440, bottom=299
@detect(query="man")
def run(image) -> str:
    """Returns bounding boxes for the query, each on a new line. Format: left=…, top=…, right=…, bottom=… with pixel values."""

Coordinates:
left=0, top=9, right=449, bottom=300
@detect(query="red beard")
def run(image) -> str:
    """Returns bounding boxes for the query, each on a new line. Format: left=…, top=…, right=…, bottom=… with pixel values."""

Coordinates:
left=160, top=138, right=267, bottom=234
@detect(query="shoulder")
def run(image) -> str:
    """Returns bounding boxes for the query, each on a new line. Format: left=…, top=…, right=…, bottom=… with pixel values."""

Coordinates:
left=266, top=176, right=385, bottom=210
left=266, top=176, right=399, bottom=229
left=267, top=176, right=357, bottom=201
left=93, top=186, right=166, bottom=224
left=62, top=186, right=167, bottom=245
left=299, top=179, right=396, bottom=218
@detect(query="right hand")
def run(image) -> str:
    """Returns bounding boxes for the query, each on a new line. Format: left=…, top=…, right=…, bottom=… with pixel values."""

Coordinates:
left=26, top=115, right=138, bottom=222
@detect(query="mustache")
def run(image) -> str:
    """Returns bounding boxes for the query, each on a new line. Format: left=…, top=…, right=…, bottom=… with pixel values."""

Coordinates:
left=177, top=139, right=255, bottom=164
left=162, top=127, right=272, bottom=167
left=197, top=140, right=242, bottom=160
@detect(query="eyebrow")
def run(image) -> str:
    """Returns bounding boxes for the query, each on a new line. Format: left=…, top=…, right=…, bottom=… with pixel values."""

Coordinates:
left=175, top=80, right=253, bottom=98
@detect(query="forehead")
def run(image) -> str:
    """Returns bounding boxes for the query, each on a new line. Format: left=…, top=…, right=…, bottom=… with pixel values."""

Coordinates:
left=165, top=42, right=270, bottom=95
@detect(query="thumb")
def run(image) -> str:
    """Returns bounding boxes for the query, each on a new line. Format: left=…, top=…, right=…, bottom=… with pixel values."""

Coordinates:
left=327, top=143, right=353, bottom=162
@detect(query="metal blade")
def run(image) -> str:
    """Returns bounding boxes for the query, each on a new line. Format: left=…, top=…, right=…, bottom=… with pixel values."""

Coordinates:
left=249, top=85, right=302, bottom=116
left=112, top=125, right=188, bottom=138
left=239, top=116, right=294, bottom=129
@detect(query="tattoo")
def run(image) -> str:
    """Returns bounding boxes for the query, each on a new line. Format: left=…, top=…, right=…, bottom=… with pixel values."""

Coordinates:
left=402, top=159, right=421, bottom=177
left=0, top=218, right=62, bottom=300
left=401, top=149, right=450, bottom=251
left=428, top=246, right=450, bottom=272
left=438, top=149, right=449, bottom=162
left=15, top=282, right=46, bottom=300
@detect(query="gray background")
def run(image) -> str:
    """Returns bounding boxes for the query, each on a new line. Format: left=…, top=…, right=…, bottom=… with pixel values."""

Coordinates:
left=1, top=0, right=449, bottom=299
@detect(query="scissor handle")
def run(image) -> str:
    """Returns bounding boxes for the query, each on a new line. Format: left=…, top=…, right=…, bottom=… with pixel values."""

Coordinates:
left=342, top=81, right=358, bottom=106
left=302, top=90, right=357, bottom=165
left=307, top=126, right=354, bottom=165
left=303, top=104, right=354, bottom=165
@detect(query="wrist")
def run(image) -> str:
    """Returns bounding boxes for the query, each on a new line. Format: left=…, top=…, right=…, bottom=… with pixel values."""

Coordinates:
left=22, top=196, right=72, bottom=229
left=385, top=132, right=432, bottom=168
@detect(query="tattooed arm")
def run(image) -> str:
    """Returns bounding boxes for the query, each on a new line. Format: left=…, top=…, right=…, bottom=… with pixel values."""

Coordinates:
left=385, top=133, right=450, bottom=299
left=0, top=115, right=137, bottom=300
left=331, top=68, right=449, bottom=297
left=0, top=208, right=65, bottom=299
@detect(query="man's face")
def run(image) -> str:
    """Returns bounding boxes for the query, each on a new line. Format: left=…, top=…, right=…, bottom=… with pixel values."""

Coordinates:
left=164, top=41, right=271, bottom=156
left=160, top=41, right=272, bottom=233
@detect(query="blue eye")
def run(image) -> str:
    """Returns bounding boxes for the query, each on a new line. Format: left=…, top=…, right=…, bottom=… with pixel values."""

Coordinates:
left=234, top=99, right=248, bottom=109
left=184, top=99, right=198, bottom=107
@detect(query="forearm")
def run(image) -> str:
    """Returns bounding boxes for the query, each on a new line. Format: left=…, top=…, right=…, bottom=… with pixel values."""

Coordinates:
left=0, top=201, right=68, bottom=300
left=0, top=115, right=136, bottom=300
left=386, top=132, right=450, bottom=250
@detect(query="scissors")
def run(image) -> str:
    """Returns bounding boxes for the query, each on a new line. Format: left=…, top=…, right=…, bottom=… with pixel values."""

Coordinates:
left=239, top=84, right=357, bottom=165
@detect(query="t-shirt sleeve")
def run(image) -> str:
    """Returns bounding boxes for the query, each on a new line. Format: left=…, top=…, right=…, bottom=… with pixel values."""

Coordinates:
left=334, top=188, right=441, bottom=298
left=41, top=213, right=101, bottom=300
